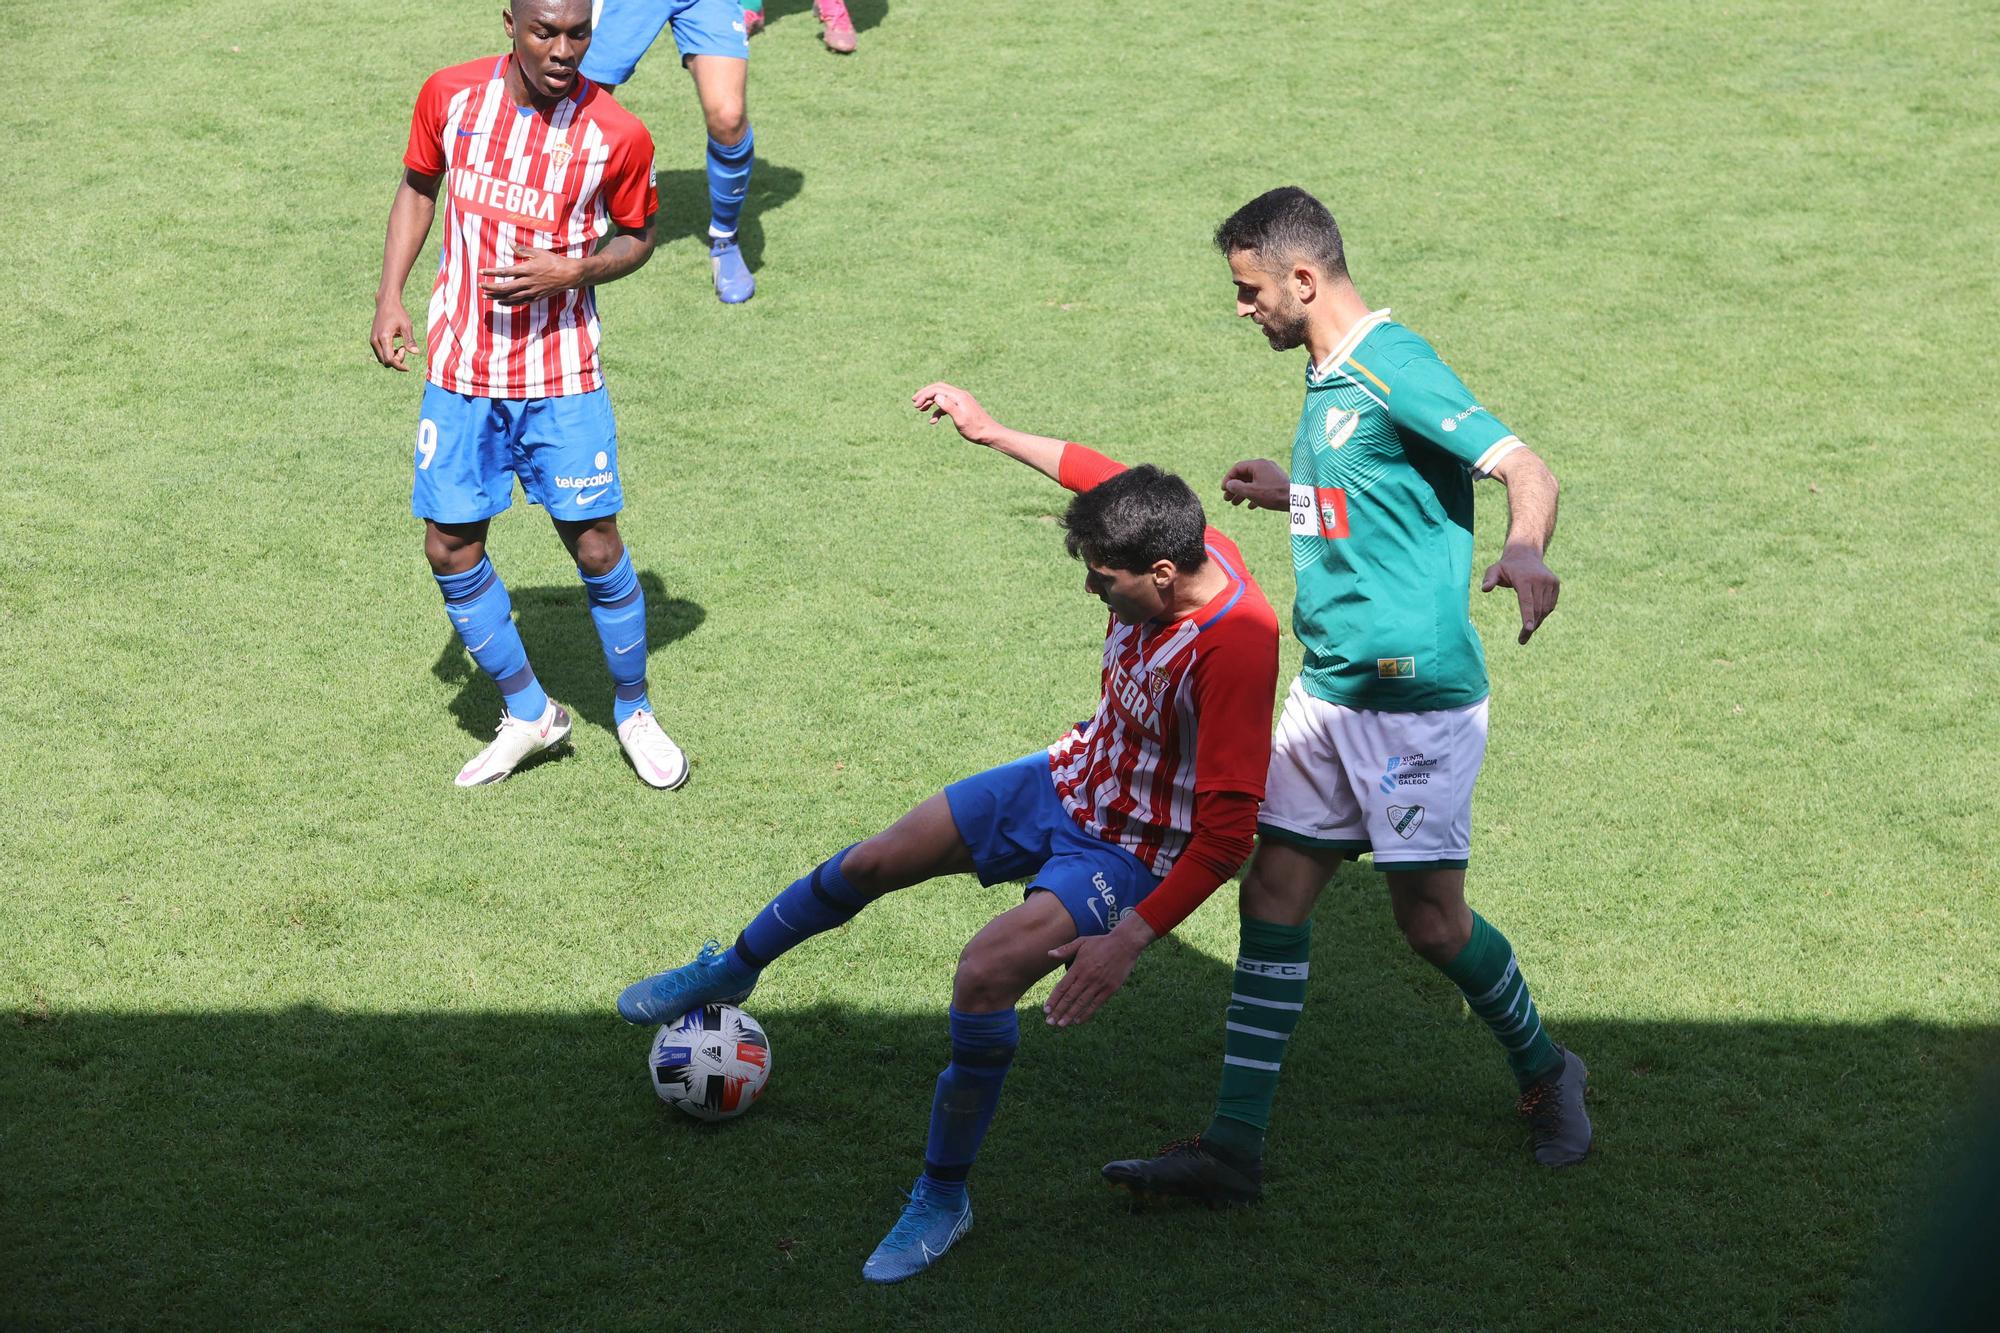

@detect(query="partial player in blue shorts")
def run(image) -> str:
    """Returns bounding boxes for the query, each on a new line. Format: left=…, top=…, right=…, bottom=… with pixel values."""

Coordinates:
left=412, top=382, right=624, bottom=524
left=943, top=752, right=1159, bottom=937
left=584, top=0, right=759, bottom=303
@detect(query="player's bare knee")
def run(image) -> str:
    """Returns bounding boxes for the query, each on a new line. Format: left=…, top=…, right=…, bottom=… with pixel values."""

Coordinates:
left=1240, top=863, right=1314, bottom=923
left=952, top=941, right=1026, bottom=1012
left=837, top=837, right=896, bottom=894
left=705, top=102, right=748, bottom=144
left=1238, top=865, right=1281, bottom=917
left=575, top=534, right=622, bottom=577
left=1398, top=909, right=1462, bottom=964
left=423, top=528, right=481, bottom=575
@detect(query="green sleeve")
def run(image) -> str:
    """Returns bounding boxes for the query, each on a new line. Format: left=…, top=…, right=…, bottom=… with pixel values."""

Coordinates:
left=1382, top=351, right=1521, bottom=475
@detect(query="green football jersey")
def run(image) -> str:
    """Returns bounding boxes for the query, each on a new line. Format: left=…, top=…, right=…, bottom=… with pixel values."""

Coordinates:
left=1287, top=310, right=1522, bottom=712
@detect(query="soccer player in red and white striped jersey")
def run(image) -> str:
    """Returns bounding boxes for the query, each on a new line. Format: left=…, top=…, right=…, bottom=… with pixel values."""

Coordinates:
left=402, top=49, right=654, bottom=397
left=1045, top=439, right=1273, bottom=901
left=613, top=382, right=1277, bottom=1282
left=372, top=0, right=688, bottom=791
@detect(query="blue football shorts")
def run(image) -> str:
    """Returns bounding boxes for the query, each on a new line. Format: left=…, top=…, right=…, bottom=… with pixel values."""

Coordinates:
left=943, top=752, right=1160, bottom=938
left=411, top=382, right=623, bottom=525
left=583, top=0, right=750, bottom=85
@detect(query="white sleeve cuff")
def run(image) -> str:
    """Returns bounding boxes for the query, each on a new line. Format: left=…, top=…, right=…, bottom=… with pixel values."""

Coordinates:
left=1472, top=435, right=1523, bottom=478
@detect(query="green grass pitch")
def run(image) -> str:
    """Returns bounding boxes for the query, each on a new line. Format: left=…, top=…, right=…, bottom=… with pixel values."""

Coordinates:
left=3, top=0, right=1997, bottom=1328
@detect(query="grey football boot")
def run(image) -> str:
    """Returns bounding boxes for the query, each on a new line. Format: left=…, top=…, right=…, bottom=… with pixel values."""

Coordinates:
left=1517, top=1045, right=1592, bottom=1166
left=1102, top=1136, right=1263, bottom=1206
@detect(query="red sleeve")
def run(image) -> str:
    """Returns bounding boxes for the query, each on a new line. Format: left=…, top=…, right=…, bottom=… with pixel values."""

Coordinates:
left=402, top=70, right=450, bottom=177
left=1188, top=613, right=1279, bottom=797
left=1133, top=604, right=1279, bottom=934
left=602, top=120, right=659, bottom=230
left=1057, top=442, right=1128, bottom=494
left=1135, top=790, right=1258, bottom=935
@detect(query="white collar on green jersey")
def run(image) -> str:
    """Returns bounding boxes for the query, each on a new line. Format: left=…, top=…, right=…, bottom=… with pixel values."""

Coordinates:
left=1309, top=308, right=1393, bottom=383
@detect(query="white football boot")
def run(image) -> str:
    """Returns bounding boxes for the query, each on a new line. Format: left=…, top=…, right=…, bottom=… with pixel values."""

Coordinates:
left=454, top=700, right=573, bottom=787
left=617, top=709, right=690, bottom=790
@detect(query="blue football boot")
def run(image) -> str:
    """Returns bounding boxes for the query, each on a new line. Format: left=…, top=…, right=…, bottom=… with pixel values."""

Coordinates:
left=710, top=238, right=755, bottom=304
left=861, top=1177, right=973, bottom=1284
left=616, top=940, right=759, bottom=1025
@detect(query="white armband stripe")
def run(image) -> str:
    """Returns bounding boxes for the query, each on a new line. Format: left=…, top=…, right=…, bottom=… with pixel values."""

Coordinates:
left=1473, top=435, right=1523, bottom=477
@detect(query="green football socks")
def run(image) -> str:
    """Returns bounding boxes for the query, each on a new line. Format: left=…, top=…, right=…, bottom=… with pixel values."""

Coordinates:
left=1439, top=911, right=1563, bottom=1088
left=1205, top=916, right=1312, bottom=1162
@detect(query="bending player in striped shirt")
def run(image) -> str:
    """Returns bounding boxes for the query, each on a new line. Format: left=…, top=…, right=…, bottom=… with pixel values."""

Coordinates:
left=615, top=383, right=1279, bottom=1283
left=371, top=0, right=690, bottom=789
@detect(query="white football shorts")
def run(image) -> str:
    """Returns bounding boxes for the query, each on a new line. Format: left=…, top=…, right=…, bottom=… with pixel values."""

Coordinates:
left=1257, top=677, right=1489, bottom=872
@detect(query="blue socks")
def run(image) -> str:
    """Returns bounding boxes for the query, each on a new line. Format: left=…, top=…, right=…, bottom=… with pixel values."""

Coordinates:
left=728, top=845, right=871, bottom=975
left=435, top=557, right=549, bottom=720
left=922, top=1008, right=1021, bottom=1193
left=580, top=549, right=649, bottom=725
left=706, top=126, right=754, bottom=240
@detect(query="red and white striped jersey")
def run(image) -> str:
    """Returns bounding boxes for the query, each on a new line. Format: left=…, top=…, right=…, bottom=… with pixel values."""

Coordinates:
left=1047, top=446, right=1279, bottom=878
left=404, top=56, right=658, bottom=399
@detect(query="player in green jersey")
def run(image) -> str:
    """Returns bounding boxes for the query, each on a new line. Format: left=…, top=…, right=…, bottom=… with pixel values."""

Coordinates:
left=1104, top=187, right=1589, bottom=1203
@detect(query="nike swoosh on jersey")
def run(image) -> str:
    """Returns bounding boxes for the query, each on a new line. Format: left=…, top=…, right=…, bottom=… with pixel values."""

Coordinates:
left=575, top=489, right=608, bottom=505
left=613, top=640, right=643, bottom=655
left=467, top=633, right=496, bottom=652
left=456, top=128, right=485, bottom=137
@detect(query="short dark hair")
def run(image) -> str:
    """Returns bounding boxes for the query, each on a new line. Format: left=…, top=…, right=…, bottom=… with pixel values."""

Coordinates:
left=1214, top=187, right=1347, bottom=279
left=1061, top=465, right=1209, bottom=574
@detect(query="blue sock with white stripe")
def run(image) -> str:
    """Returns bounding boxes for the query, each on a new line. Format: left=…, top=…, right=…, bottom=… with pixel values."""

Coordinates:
left=726, top=845, right=871, bottom=978
left=921, top=1006, right=1020, bottom=1196
left=436, top=557, right=549, bottom=721
left=1438, top=911, right=1563, bottom=1089
left=579, top=550, right=649, bottom=726
left=706, top=126, right=754, bottom=240
left=1206, top=915, right=1312, bottom=1162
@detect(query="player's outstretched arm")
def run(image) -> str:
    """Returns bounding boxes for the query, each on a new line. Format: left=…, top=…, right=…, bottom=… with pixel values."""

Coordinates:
left=1480, top=446, right=1561, bottom=644
left=1221, top=458, right=1290, bottom=511
left=912, top=382, right=1071, bottom=482
left=372, top=168, right=441, bottom=371
left=480, top=218, right=658, bottom=308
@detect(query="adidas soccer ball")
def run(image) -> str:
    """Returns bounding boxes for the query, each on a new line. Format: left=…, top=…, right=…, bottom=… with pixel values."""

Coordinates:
left=649, top=1004, right=772, bottom=1122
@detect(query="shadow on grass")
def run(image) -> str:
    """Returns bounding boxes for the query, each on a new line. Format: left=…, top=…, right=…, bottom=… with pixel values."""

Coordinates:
left=758, top=0, right=890, bottom=37
left=654, top=161, right=803, bottom=273
left=7, top=900, right=1996, bottom=1330
left=430, top=570, right=704, bottom=739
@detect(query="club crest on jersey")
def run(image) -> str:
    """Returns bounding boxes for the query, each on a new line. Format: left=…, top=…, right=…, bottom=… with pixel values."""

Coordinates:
left=1148, top=667, right=1173, bottom=698
left=1325, top=408, right=1360, bottom=450
left=547, top=127, right=574, bottom=175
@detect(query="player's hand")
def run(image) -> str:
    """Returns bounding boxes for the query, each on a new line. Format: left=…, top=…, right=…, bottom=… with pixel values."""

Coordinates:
left=912, top=382, right=1001, bottom=447
left=1481, top=543, right=1560, bottom=643
left=371, top=299, right=418, bottom=372
left=1042, top=916, right=1155, bottom=1028
left=480, top=246, right=583, bottom=306
left=1221, top=459, right=1290, bottom=510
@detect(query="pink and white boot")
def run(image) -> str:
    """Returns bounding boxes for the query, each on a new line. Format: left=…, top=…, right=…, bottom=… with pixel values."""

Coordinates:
left=815, top=0, right=857, bottom=53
